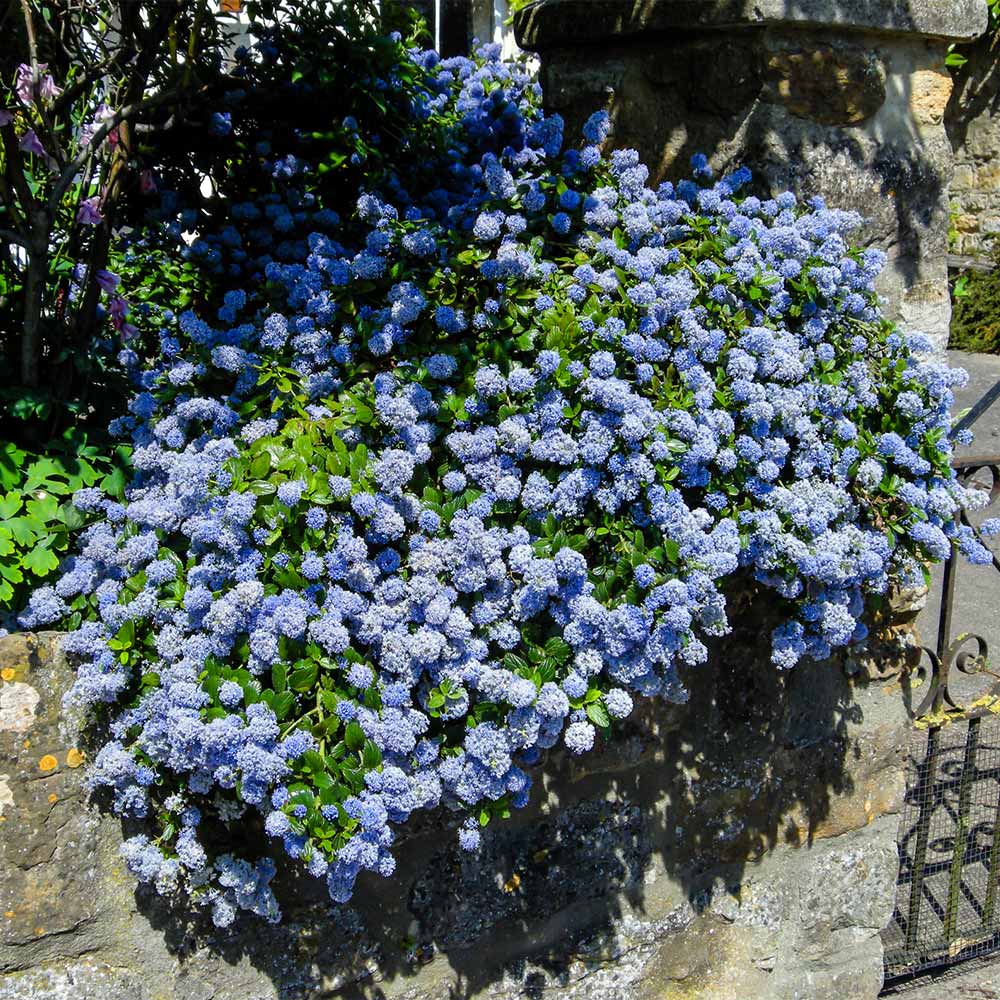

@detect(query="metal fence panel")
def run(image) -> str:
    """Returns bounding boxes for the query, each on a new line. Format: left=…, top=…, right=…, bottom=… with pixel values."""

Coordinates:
left=883, top=431, right=1000, bottom=982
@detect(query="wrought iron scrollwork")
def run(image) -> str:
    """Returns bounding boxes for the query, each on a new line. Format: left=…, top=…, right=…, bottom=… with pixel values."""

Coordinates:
left=912, top=632, right=992, bottom=719
left=909, top=454, right=1000, bottom=720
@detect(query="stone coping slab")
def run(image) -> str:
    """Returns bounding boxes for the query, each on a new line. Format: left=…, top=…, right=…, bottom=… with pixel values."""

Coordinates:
left=514, top=0, right=987, bottom=51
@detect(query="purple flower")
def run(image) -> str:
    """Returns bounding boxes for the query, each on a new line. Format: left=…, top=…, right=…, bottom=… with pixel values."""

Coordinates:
left=565, top=721, right=596, bottom=754
left=209, top=112, right=233, bottom=137
left=14, top=64, right=61, bottom=106
left=18, top=129, right=46, bottom=157
left=77, top=196, right=103, bottom=225
left=277, top=480, right=306, bottom=507
left=550, top=212, right=571, bottom=235
left=582, top=110, right=612, bottom=145
left=32, top=36, right=985, bottom=927
left=96, top=269, right=120, bottom=293
left=14, top=64, right=34, bottom=105
left=458, top=820, right=481, bottom=851
left=38, top=72, right=61, bottom=102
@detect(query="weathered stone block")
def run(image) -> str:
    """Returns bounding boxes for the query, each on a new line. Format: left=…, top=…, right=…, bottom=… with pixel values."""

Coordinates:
left=952, top=164, right=976, bottom=191
left=911, top=68, right=954, bottom=127
left=763, top=46, right=886, bottom=126
left=0, top=634, right=129, bottom=975
left=973, top=161, right=1000, bottom=191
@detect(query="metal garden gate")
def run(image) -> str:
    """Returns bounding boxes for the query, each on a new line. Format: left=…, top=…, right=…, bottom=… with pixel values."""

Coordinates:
left=882, top=385, right=1000, bottom=982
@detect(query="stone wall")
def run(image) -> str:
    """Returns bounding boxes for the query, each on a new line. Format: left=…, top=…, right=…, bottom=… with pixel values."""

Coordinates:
left=514, top=0, right=988, bottom=351
left=947, top=33, right=1000, bottom=258
left=0, top=597, right=921, bottom=1000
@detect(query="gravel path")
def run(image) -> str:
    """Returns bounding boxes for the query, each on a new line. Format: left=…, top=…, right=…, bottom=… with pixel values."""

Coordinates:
left=884, top=955, right=1000, bottom=998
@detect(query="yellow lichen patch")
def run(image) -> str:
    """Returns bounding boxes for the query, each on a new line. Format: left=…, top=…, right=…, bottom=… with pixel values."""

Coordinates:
left=915, top=693, right=1000, bottom=730
left=3, top=911, right=12, bottom=919
left=38, top=755, right=57, bottom=772
left=1, top=668, right=15, bottom=682
left=502, top=872, right=522, bottom=894
left=47, top=793, right=58, bottom=804
left=65, top=748, right=85, bottom=768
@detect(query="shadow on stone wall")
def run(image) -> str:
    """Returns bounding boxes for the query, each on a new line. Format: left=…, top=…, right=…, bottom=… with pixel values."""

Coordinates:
left=945, top=29, right=1000, bottom=256
left=78, top=594, right=916, bottom=1000
left=946, top=27, right=1000, bottom=150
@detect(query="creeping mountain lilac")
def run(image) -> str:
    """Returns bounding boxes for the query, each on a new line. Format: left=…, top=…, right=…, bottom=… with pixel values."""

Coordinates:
left=19, top=41, right=988, bottom=927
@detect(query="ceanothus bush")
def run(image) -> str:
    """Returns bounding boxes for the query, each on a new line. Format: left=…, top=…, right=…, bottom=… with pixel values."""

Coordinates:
left=16, top=39, right=990, bottom=927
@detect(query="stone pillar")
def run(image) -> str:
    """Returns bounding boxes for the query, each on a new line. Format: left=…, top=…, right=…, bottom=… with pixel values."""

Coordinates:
left=946, top=31, right=1000, bottom=258
left=0, top=595, right=922, bottom=999
left=514, top=0, right=987, bottom=351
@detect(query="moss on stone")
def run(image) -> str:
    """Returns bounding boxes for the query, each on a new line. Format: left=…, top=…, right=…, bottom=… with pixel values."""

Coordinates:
left=950, top=253, right=1000, bottom=353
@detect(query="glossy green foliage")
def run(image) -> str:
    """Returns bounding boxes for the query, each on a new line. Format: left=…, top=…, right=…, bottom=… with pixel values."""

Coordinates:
left=0, top=432, right=128, bottom=614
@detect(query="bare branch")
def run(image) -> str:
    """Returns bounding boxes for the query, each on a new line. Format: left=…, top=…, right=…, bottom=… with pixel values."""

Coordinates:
left=134, top=114, right=177, bottom=134
left=51, top=53, right=120, bottom=116
left=47, top=85, right=188, bottom=211
left=0, top=151, right=30, bottom=235
left=18, top=0, right=37, bottom=68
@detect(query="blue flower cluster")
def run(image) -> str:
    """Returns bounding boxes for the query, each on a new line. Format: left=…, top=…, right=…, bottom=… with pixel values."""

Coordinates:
left=18, top=38, right=987, bottom=926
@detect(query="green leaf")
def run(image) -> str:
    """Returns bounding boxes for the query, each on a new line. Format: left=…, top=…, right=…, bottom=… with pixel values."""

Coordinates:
left=350, top=444, right=369, bottom=477
left=503, top=652, right=530, bottom=674
left=289, top=662, right=318, bottom=691
left=543, top=636, right=571, bottom=664
left=59, top=501, right=87, bottom=531
left=101, top=466, right=128, bottom=498
left=361, top=740, right=382, bottom=769
left=344, top=720, right=365, bottom=750
left=250, top=453, right=271, bottom=478
left=6, top=517, right=37, bottom=546
left=26, top=494, right=60, bottom=523
left=0, top=493, right=23, bottom=520
left=272, top=663, right=288, bottom=692
left=22, top=544, right=60, bottom=577
left=23, top=457, right=64, bottom=489
left=586, top=701, right=611, bottom=729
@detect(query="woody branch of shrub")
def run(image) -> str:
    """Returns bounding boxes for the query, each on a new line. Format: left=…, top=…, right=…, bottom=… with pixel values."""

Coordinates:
left=0, top=0, right=243, bottom=444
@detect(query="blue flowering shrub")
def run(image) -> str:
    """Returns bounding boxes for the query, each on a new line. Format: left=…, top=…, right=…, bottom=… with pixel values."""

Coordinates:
left=14, top=35, right=993, bottom=927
